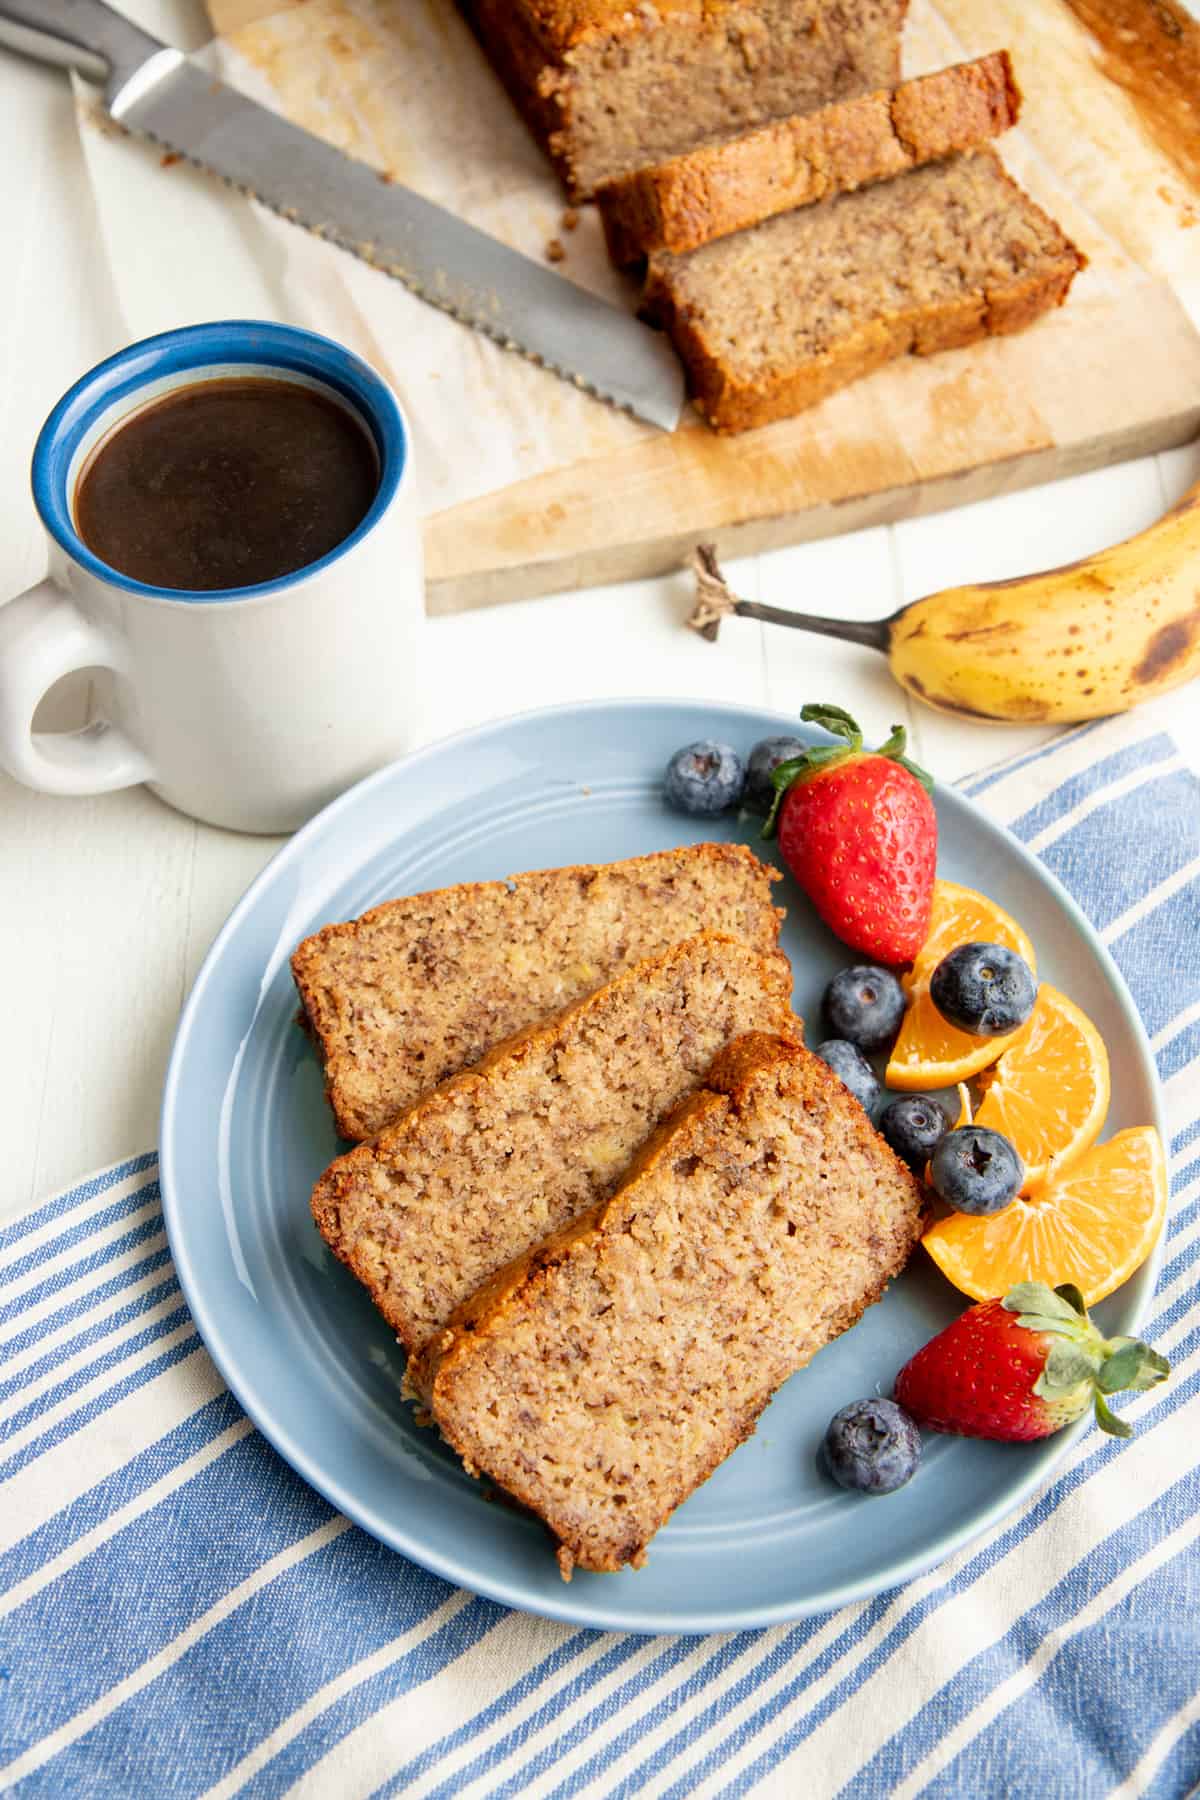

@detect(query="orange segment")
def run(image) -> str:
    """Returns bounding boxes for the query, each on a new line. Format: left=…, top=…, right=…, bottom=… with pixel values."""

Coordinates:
left=974, top=985, right=1110, bottom=1191
left=921, top=1126, right=1167, bottom=1306
left=885, top=881, right=1037, bottom=1090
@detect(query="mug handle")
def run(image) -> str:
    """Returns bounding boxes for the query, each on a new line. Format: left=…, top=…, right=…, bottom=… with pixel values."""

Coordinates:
left=0, top=581, right=155, bottom=795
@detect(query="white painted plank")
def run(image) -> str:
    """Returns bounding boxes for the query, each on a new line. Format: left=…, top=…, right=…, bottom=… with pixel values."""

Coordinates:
left=0, top=41, right=132, bottom=1213
left=1158, top=437, right=1200, bottom=508
left=755, top=522, right=915, bottom=750
left=418, top=559, right=770, bottom=748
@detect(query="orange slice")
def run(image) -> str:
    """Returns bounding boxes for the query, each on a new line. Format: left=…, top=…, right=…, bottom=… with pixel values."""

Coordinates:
left=885, top=881, right=1037, bottom=1091
left=973, top=985, right=1110, bottom=1191
left=921, top=1125, right=1167, bottom=1306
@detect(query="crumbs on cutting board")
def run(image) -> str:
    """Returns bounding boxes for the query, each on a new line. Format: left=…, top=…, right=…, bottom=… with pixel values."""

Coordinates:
left=1157, top=184, right=1198, bottom=228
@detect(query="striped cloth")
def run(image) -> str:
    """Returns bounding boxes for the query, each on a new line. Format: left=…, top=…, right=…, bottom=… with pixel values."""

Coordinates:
left=2, top=712, right=1198, bottom=1799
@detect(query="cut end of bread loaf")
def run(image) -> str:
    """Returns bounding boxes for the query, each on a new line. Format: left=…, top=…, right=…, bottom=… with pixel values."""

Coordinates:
left=292, top=842, right=784, bottom=1141
left=310, top=932, right=799, bottom=1356
left=598, top=51, right=1021, bottom=263
left=420, top=1031, right=925, bottom=1576
left=458, top=0, right=909, bottom=198
left=644, top=149, right=1086, bottom=433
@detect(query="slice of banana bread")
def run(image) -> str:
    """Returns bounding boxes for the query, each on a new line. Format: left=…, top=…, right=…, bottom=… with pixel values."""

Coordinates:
left=416, top=1033, right=924, bottom=1578
left=458, top=0, right=909, bottom=199
left=293, top=842, right=784, bottom=1142
left=598, top=51, right=1021, bottom=265
left=310, top=934, right=798, bottom=1355
left=643, top=149, right=1086, bottom=434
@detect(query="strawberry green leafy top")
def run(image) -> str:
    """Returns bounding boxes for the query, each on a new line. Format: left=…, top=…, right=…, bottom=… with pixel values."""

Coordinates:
left=762, top=703, right=934, bottom=838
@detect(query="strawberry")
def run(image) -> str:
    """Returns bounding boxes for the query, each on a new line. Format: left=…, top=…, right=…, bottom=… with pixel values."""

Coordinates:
left=763, top=704, right=936, bottom=964
left=894, top=1281, right=1169, bottom=1442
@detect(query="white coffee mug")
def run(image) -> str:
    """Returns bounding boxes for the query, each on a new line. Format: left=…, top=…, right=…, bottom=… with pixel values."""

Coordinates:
left=0, top=321, right=423, bottom=833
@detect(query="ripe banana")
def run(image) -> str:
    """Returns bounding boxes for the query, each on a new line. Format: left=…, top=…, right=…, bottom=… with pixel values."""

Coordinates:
left=688, top=477, right=1200, bottom=724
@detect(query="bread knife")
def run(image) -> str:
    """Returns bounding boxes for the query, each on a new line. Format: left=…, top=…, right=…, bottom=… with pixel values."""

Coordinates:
left=0, top=0, right=685, bottom=431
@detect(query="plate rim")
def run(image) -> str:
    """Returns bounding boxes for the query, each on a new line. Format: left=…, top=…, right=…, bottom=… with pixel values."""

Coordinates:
left=159, top=696, right=1168, bottom=1635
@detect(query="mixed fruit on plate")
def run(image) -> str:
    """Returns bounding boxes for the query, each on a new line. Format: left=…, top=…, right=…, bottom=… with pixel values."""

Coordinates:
left=664, top=702, right=1170, bottom=1496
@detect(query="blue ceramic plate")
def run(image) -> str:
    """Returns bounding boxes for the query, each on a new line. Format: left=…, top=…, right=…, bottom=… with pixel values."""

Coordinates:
left=160, top=700, right=1165, bottom=1635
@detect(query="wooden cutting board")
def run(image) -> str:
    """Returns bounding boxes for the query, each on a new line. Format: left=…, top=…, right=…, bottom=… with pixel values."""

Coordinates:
left=206, top=0, right=1200, bottom=614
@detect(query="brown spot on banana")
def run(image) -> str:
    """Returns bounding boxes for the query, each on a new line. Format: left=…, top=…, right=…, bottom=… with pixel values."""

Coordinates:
left=943, top=621, right=1020, bottom=644
left=1161, top=481, right=1200, bottom=524
left=965, top=560, right=1115, bottom=595
left=893, top=667, right=1049, bottom=723
left=1133, top=607, right=1200, bottom=684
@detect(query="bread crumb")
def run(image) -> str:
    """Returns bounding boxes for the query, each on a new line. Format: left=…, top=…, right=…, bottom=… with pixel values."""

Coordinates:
left=561, top=209, right=580, bottom=232
left=545, top=238, right=566, bottom=262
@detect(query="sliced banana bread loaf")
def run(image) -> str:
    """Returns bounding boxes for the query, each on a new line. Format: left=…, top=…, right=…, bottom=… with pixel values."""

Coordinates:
left=599, top=51, right=1020, bottom=265
left=293, top=842, right=784, bottom=1141
left=458, top=0, right=909, bottom=199
left=415, top=1033, right=924, bottom=1578
left=643, top=149, right=1085, bottom=434
left=310, top=933, right=798, bottom=1355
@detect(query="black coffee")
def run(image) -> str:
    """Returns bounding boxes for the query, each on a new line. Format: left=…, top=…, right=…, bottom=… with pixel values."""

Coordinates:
left=74, top=376, right=379, bottom=591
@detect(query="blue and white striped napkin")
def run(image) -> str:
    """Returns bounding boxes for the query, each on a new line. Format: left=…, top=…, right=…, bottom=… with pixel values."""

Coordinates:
left=3, top=712, right=1198, bottom=1799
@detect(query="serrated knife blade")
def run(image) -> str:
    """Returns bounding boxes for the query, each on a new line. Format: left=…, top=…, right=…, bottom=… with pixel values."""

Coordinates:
left=0, top=0, right=685, bottom=431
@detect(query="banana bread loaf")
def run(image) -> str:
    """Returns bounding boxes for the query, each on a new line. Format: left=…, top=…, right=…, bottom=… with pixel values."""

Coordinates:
left=310, top=933, right=798, bottom=1355
left=416, top=1032, right=924, bottom=1578
left=458, top=0, right=909, bottom=199
left=293, top=842, right=783, bottom=1141
left=598, top=51, right=1021, bottom=264
left=643, top=148, right=1086, bottom=434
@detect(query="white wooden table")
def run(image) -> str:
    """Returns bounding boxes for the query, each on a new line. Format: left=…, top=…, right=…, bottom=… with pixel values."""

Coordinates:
left=2, top=0, right=1198, bottom=1218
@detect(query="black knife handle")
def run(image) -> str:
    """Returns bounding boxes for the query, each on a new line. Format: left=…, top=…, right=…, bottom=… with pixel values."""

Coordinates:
left=0, top=0, right=165, bottom=92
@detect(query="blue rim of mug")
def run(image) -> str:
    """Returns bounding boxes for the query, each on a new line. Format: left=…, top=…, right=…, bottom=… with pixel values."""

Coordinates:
left=31, top=320, right=408, bottom=606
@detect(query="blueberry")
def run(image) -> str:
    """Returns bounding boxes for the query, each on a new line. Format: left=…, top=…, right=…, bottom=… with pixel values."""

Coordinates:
left=744, top=735, right=807, bottom=814
left=878, top=1094, right=950, bottom=1173
left=663, top=741, right=746, bottom=816
left=822, top=1398, right=922, bottom=1495
left=815, top=1039, right=881, bottom=1113
left=930, top=941, right=1038, bottom=1037
left=930, top=1126, right=1024, bottom=1214
left=823, top=965, right=907, bottom=1051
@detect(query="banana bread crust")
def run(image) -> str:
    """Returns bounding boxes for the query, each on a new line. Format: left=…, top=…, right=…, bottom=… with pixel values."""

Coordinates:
left=293, top=842, right=784, bottom=1142
left=310, top=933, right=799, bottom=1355
left=418, top=1032, right=925, bottom=1577
left=598, top=51, right=1021, bottom=264
left=643, top=149, right=1085, bottom=434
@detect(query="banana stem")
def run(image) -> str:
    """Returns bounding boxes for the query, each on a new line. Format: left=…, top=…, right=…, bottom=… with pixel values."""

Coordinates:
left=714, top=598, right=891, bottom=650
left=687, top=544, right=891, bottom=653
